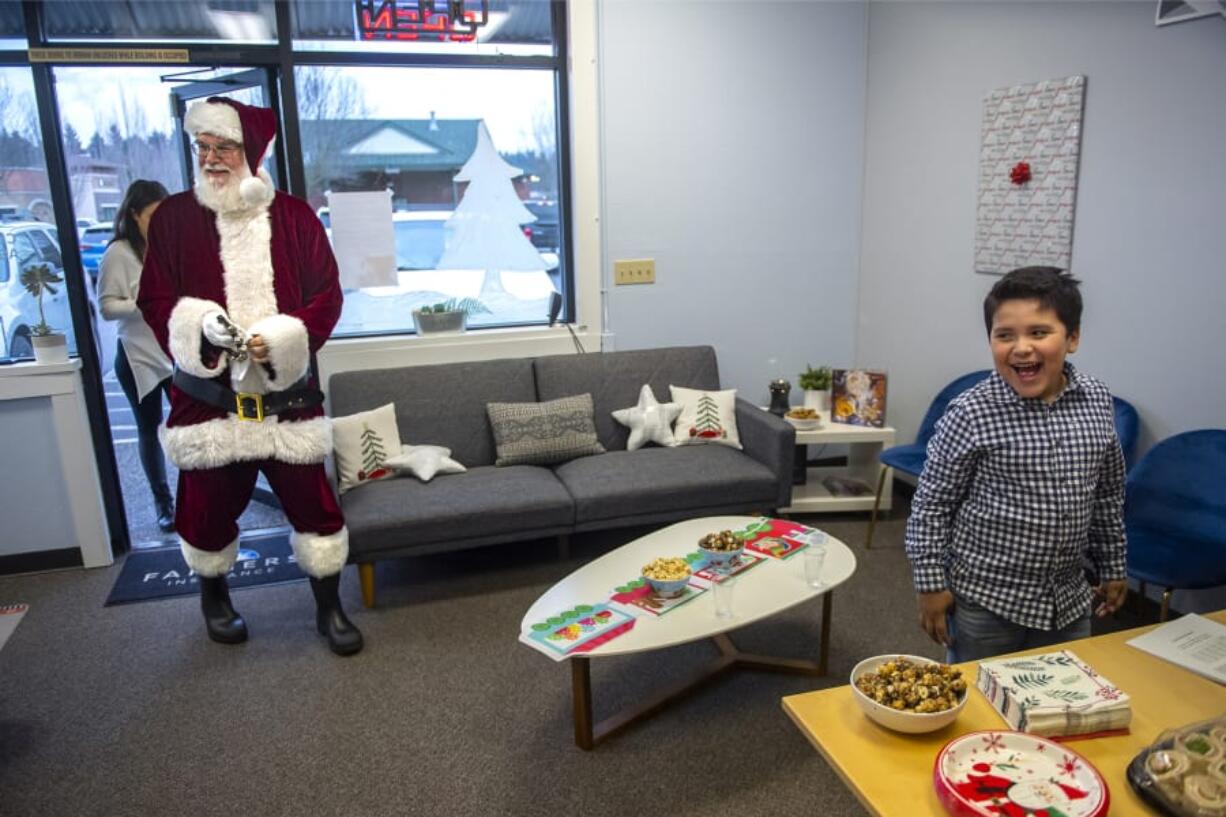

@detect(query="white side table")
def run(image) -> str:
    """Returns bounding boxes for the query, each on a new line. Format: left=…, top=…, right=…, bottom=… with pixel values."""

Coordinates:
left=782, top=419, right=896, bottom=514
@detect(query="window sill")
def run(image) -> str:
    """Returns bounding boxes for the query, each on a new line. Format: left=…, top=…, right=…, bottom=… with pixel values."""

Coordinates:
left=317, top=324, right=594, bottom=389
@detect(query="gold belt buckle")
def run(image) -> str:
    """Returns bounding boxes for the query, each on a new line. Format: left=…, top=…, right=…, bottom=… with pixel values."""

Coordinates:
left=235, top=392, right=264, bottom=422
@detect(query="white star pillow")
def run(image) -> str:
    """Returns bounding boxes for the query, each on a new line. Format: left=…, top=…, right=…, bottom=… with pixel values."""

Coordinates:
left=383, top=444, right=467, bottom=482
left=612, top=384, right=682, bottom=451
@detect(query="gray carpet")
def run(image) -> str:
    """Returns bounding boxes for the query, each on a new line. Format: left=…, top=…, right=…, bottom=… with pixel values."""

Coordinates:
left=0, top=493, right=1158, bottom=817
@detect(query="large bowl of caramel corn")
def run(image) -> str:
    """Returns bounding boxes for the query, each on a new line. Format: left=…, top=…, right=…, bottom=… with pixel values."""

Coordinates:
left=850, top=654, right=968, bottom=733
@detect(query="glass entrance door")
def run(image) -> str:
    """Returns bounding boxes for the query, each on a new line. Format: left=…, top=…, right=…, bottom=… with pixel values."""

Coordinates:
left=52, top=65, right=286, bottom=549
left=167, top=69, right=278, bottom=190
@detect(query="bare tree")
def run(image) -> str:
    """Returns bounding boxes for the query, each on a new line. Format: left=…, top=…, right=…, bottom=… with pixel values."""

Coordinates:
left=296, top=66, right=373, bottom=202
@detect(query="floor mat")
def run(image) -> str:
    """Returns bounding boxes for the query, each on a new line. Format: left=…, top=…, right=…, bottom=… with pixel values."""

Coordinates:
left=0, top=603, right=29, bottom=653
left=105, top=531, right=305, bottom=606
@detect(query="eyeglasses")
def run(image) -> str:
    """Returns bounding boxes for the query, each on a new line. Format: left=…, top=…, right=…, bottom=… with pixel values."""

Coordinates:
left=191, top=140, right=242, bottom=158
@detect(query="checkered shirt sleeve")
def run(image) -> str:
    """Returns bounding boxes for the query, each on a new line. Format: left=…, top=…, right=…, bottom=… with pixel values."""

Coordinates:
left=904, top=368, right=1128, bottom=630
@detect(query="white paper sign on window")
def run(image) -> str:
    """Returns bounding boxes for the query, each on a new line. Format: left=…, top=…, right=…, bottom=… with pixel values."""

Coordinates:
left=974, top=75, right=1085, bottom=276
left=326, top=189, right=396, bottom=289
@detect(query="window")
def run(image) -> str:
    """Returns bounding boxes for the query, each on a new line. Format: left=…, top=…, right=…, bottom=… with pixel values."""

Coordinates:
left=42, top=1, right=277, bottom=44
left=292, top=1, right=569, bottom=338
left=292, top=0, right=554, bottom=56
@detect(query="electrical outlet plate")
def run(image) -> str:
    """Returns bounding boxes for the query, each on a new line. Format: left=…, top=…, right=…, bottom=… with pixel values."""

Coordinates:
left=613, top=258, right=655, bottom=285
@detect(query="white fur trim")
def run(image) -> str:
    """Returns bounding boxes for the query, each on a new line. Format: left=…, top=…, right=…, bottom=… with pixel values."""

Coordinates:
left=239, top=170, right=275, bottom=208
left=247, top=313, right=310, bottom=390
left=169, top=297, right=228, bottom=377
left=161, top=416, right=332, bottom=470
left=215, top=201, right=277, bottom=330
left=181, top=537, right=239, bottom=578
left=291, top=526, right=349, bottom=578
left=184, top=100, right=242, bottom=142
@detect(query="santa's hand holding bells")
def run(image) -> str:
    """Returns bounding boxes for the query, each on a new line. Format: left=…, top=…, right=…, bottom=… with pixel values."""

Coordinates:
left=137, top=97, right=362, bottom=656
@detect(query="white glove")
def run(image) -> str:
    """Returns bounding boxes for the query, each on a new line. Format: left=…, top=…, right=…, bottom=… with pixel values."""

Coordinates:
left=202, top=310, right=243, bottom=351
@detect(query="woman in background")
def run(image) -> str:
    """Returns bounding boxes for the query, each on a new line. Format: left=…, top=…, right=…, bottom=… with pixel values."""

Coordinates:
left=98, top=180, right=175, bottom=533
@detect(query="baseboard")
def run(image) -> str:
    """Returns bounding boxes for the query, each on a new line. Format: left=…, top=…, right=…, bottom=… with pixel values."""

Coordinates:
left=0, top=547, right=84, bottom=576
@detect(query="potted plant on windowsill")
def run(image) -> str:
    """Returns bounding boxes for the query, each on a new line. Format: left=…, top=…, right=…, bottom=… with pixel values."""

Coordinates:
left=411, top=297, right=491, bottom=335
left=21, top=263, right=68, bottom=364
left=798, top=364, right=832, bottom=416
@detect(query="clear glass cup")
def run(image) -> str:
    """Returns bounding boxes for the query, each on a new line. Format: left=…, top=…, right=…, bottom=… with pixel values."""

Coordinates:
left=712, top=572, right=736, bottom=619
left=803, top=544, right=827, bottom=588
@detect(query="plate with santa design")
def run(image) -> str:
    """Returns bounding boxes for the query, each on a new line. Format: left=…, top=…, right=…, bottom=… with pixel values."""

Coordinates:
left=933, top=731, right=1109, bottom=817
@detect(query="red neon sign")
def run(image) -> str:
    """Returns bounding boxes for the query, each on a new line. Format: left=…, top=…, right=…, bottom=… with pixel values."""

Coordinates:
left=356, top=0, right=489, bottom=42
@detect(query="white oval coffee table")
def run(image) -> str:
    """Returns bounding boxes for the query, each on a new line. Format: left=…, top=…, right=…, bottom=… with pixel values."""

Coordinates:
left=519, top=515, right=857, bottom=749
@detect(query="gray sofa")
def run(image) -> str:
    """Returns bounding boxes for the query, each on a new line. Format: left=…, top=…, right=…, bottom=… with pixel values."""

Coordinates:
left=328, top=345, right=795, bottom=607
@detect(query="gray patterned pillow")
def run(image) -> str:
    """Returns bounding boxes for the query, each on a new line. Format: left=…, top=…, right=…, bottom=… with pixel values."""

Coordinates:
left=486, top=394, right=606, bottom=466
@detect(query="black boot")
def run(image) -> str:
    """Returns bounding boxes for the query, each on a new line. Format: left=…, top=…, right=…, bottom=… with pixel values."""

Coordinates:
left=199, top=575, right=248, bottom=644
left=155, top=495, right=176, bottom=534
left=309, top=574, right=363, bottom=656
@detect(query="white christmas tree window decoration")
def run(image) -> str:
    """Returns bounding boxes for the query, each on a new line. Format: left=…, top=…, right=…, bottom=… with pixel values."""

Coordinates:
left=437, top=122, right=551, bottom=300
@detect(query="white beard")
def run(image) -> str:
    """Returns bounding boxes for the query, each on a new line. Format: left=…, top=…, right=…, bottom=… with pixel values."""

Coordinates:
left=193, top=164, right=254, bottom=214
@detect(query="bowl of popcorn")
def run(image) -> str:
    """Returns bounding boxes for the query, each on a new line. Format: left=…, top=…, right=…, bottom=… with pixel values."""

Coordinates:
left=641, top=557, right=692, bottom=598
left=785, top=407, right=822, bottom=430
left=698, top=529, right=745, bottom=567
left=850, top=654, right=968, bottom=733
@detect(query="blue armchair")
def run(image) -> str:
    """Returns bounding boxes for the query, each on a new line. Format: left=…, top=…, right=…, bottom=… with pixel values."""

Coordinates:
left=1125, top=429, right=1226, bottom=621
left=865, top=371, right=990, bottom=548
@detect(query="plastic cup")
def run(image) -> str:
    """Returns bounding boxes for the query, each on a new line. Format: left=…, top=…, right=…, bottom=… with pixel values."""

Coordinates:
left=803, top=544, right=827, bottom=589
left=713, top=574, right=736, bottom=619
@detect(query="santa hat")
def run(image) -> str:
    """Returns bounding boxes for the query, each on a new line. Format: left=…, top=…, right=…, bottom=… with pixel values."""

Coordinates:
left=184, top=96, right=276, bottom=207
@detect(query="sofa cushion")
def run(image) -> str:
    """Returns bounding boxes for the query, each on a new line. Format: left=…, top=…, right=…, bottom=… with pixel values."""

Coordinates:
left=669, top=385, right=741, bottom=449
left=552, top=446, right=779, bottom=525
left=329, top=358, right=537, bottom=467
left=340, top=464, right=574, bottom=557
left=331, top=402, right=401, bottom=494
left=486, top=393, right=605, bottom=466
left=534, top=346, right=721, bottom=452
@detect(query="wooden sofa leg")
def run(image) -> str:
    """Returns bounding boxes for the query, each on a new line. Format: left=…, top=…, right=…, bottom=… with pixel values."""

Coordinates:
left=557, top=534, right=571, bottom=561
left=358, top=563, right=376, bottom=609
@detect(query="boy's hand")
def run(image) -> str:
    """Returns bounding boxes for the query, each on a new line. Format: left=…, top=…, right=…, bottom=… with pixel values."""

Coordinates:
left=918, top=591, right=955, bottom=646
left=1094, top=580, right=1128, bottom=617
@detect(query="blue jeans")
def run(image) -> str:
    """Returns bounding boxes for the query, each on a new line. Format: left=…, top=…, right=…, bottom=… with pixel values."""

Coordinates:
left=947, top=596, right=1091, bottom=663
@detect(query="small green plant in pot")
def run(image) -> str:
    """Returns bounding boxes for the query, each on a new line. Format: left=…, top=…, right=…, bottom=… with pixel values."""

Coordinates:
left=798, top=365, right=833, bottom=413
left=20, top=263, right=68, bottom=363
left=411, top=297, right=491, bottom=335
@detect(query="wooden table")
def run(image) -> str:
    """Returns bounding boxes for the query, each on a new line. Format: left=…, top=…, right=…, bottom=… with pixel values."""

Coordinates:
left=782, top=611, right=1226, bottom=816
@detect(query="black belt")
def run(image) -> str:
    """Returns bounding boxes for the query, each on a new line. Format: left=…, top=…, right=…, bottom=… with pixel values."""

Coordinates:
left=173, top=369, right=324, bottom=422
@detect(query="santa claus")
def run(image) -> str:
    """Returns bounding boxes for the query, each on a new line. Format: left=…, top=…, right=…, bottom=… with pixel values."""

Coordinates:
left=138, top=97, right=362, bottom=656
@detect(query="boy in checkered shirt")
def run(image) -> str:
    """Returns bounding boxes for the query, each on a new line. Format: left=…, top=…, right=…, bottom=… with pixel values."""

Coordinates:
left=905, top=267, right=1128, bottom=663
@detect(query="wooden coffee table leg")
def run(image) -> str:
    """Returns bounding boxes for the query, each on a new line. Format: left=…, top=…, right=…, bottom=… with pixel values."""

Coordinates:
left=819, top=590, right=832, bottom=675
left=571, top=657, right=594, bottom=750
left=568, top=592, right=835, bottom=750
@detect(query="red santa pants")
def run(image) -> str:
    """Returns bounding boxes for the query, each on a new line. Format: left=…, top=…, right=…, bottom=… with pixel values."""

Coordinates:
left=175, top=460, right=343, bottom=552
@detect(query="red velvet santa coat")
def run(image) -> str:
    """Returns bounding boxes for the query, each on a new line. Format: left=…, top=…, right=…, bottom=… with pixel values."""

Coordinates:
left=138, top=190, right=342, bottom=471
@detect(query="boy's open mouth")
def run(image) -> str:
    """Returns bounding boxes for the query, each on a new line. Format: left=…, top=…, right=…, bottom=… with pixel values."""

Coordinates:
left=1012, top=362, right=1042, bottom=382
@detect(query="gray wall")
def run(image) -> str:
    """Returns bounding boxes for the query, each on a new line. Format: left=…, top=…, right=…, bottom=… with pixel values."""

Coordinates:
left=598, top=0, right=868, bottom=403
left=857, top=0, right=1226, bottom=451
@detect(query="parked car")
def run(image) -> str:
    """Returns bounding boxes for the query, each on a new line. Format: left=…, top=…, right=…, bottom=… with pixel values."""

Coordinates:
left=78, top=222, right=114, bottom=283
left=0, top=222, right=73, bottom=359
left=75, top=218, right=96, bottom=241
left=522, top=200, right=560, bottom=254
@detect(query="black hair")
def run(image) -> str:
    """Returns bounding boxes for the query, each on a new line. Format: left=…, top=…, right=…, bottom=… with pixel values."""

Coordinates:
left=109, top=179, right=170, bottom=258
left=983, top=266, right=1082, bottom=336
